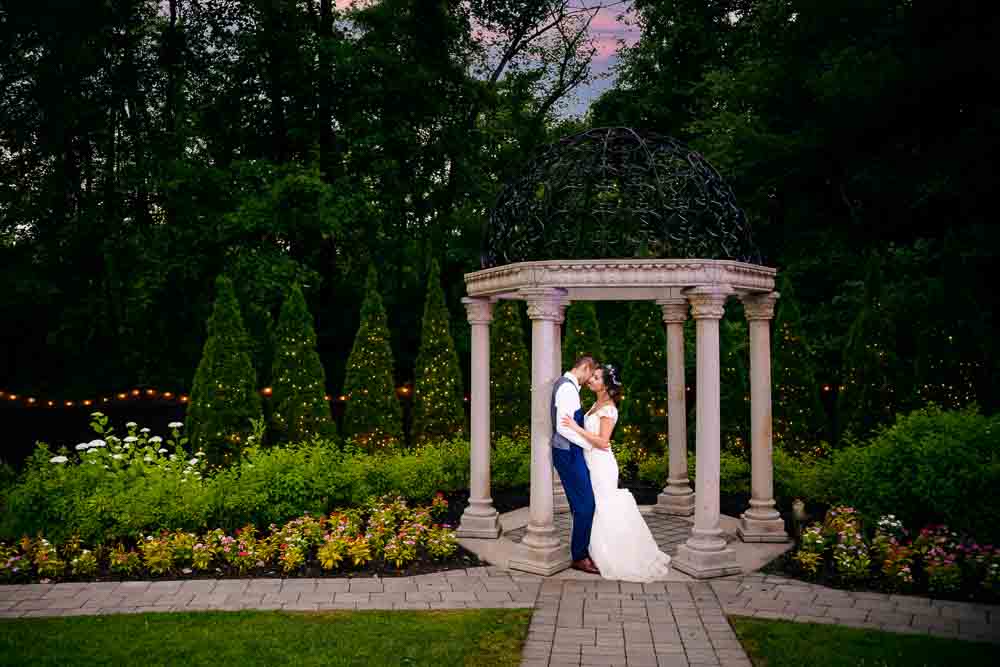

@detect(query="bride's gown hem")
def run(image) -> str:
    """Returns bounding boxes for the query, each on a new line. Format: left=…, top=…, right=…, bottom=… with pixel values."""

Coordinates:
left=584, top=404, right=672, bottom=583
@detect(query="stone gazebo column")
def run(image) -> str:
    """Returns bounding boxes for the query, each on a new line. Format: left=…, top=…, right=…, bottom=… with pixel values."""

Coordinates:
left=509, top=288, right=571, bottom=575
left=655, top=298, right=695, bottom=515
left=456, top=297, right=501, bottom=539
left=552, top=299, right=570, bottom=514
left=672, top=286, right=741, bottom=578
left=737, top=292, right=788, bottom=542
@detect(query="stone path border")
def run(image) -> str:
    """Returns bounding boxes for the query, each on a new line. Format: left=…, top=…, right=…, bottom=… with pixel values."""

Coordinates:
left=2, top=570, right=998, bottom=666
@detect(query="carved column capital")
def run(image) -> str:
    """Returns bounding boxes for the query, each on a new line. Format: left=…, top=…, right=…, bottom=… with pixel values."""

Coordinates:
left=740, top=292, right=780, bottom=321
left=657, top=297, right=689, bottom=324
left=462, top=297, right=495, bottom=325
left=521, top=288, right=569, bottom=322
left=685, top=286, right=733, bottom=320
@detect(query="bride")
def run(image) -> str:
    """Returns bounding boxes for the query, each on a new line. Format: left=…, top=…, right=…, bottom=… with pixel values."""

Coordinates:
left=560, top=363, right=671, bottom=582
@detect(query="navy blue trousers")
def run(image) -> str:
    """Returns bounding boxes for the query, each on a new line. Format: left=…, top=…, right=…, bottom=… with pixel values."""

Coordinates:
left=552, top=444, right=595, bottom=562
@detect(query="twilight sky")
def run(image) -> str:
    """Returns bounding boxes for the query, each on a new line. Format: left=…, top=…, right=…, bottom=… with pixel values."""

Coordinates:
left=334, top=1, right=639, bottom=117
left=571, top=1, right=639, bottom=116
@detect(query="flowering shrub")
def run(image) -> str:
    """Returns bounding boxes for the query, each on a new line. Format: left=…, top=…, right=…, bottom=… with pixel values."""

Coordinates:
left=792, top=524, right=826, bottom=576
left=1, top=543, right=25, bottom=580
left=139, top=534, right=174, bottom=575
left=881, top=544, right=915, bottom=591
left=32, top=539, right=64, bottom=579
left=833, top=531, right=872, bottom=584
left=170, top=532, right=198, bottom=569
left=71, top=549, right=99, bottom=577
left=871, top=514, right=907, bottom=561
left=425, top=524, right=459, bottom=559
left=789, top=509, right=998, bottom=601
left=109, top=546, right=141, bottom=576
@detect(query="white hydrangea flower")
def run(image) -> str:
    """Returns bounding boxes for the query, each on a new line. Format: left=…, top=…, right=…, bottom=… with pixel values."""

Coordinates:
left=195, top=451, right=205, bottom=457
left=158, top=448, right=168, bottom=454
left=169, top=454, right=177, bottom=461
left=89, top=439, right=106, bottom=448
left=50, top=456, right=68, bottom=464
left=123, top=436, right=138, bottom=443
left=140, top=427, right=151, bottom=434
left=75, top=443, right=89, bottom=451
left=126, top=421, right=137, bottom=428
left=90, top=411, right=105, bottom=418
left=189, top=458, right=198, bottom=466
left=144, top=455, right=153, bottom=462
left=168, top=421, right=183, bottom=429
left=103, top=464, right=110, bottom=469
left=149, top=436, right=163, bottom=443
left=112, top=454, right=123, bottom=460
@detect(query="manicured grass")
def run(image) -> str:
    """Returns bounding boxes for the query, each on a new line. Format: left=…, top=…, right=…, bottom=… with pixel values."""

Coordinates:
left=0, top=608, right=531, bottom=666
left=731, top=616, right=1000, bottom=666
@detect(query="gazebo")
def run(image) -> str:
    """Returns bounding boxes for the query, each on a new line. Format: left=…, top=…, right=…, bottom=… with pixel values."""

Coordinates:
left=455, top=128, right=788, bottom=579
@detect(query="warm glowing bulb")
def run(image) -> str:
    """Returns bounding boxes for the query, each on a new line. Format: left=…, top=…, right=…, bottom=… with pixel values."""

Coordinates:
left=27, top=397, right=36, bottom=404
left=163, top=392, right=173, bottom=399
left=65, top=401, right=74, bottom=407
left=83, top=400, right=92, bottom=406
left=262, top=387, right=273, bottom=395
left=131, top=389, right=140, bottom=396
left=180, top=395, right=189, bottom=402
left=146, top=389, right=156, bottom=396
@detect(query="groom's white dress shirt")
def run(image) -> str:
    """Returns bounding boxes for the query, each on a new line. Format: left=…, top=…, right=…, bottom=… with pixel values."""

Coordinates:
left=555, top=371, right=591, bottom=451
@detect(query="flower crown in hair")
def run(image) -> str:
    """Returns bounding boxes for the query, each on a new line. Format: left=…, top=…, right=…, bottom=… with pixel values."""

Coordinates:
left=603, top=364, right=622, bottom=387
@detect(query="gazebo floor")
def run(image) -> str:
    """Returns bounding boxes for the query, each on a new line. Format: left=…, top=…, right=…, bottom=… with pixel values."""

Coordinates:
left=459, top=506, right=792, bottom=581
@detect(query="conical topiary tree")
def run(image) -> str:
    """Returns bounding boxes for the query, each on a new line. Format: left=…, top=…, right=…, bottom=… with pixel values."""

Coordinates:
left=562, top=302, right=605, bottom=404
left=490, top=300, right=530, bottom=437
left=411, top=260, right=466, bottom=445
left=341, top=265, right=403, bottom=450
left=269, top=283, right=333, bottom=444
left=621, top=301, right=667, bottom=452
left=187, top=275, right=262, bottom=465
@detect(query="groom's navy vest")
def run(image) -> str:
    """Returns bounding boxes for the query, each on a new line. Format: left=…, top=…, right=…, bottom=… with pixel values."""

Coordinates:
left=550, top=376, right=585, bottom=450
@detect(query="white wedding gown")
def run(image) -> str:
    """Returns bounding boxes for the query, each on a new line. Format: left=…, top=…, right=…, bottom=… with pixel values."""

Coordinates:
left=584, top=404, right=671, bottom=582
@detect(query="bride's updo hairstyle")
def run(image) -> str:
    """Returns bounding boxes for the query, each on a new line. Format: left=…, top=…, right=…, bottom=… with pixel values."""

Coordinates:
left=602, top=364, right=623, bottom=404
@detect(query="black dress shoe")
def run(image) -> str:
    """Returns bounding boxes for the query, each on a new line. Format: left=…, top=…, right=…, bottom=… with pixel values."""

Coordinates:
left=571, top=558, right=600, bottom=575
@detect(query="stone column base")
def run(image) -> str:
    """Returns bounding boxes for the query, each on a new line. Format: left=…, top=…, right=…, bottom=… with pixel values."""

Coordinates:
left=737, top=513, right=789, bottom=543
left=654, top=490, right=695, bottom=516
left=672, top=543, right=742, bottom=579
left=456, top=507, right=501, bottom=539
left=509, top=541, right=572, bottom=576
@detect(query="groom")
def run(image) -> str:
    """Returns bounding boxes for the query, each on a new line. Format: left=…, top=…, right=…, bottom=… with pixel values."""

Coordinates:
left=551, top=354, right=600, bottom=575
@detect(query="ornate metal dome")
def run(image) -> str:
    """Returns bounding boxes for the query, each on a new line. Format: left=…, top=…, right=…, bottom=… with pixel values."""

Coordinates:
left=482, top=127, right=760, bottom=268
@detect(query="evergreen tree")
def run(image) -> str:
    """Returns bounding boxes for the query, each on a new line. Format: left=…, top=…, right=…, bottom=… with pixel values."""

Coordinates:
left=187, top=275, right=262, bottom=465
left=411, top=260, right=466, bottom=445
left=621, top=301, right=667, bottom=451
left=490, top=300, right=530, bottom=437
left=772, top=277, right=828, bottom=454
left=341, top=265, right=403, bottom=449
left=562, top=302, right=605, bottom=404
left=270, top=283, right=333, bottom=444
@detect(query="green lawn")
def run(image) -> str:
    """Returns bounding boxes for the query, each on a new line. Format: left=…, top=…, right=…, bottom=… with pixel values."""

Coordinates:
left=731, top=616, right=1000, bottom=667
left=0, top=608, right=531, bottom=667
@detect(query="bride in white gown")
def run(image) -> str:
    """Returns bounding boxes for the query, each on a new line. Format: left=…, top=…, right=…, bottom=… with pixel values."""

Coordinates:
left=560, top=364, right=671, bottom=582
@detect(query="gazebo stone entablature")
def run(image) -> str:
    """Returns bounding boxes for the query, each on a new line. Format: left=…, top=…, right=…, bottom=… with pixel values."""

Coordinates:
left=455, top=128, right=788, bottom=579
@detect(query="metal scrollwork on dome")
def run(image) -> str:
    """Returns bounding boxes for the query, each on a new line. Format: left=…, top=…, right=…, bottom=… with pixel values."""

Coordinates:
left=482, top=127, right=760, bottom=268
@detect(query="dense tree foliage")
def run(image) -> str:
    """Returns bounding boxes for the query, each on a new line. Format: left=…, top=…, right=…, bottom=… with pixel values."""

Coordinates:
left=2, top=0, right=996, bottom=447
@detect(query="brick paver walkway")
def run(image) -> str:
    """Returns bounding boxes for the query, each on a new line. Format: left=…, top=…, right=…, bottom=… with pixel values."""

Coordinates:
left=506, top=513, right=698, bottom=557
left=4, top=569, right=998, bottom=666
